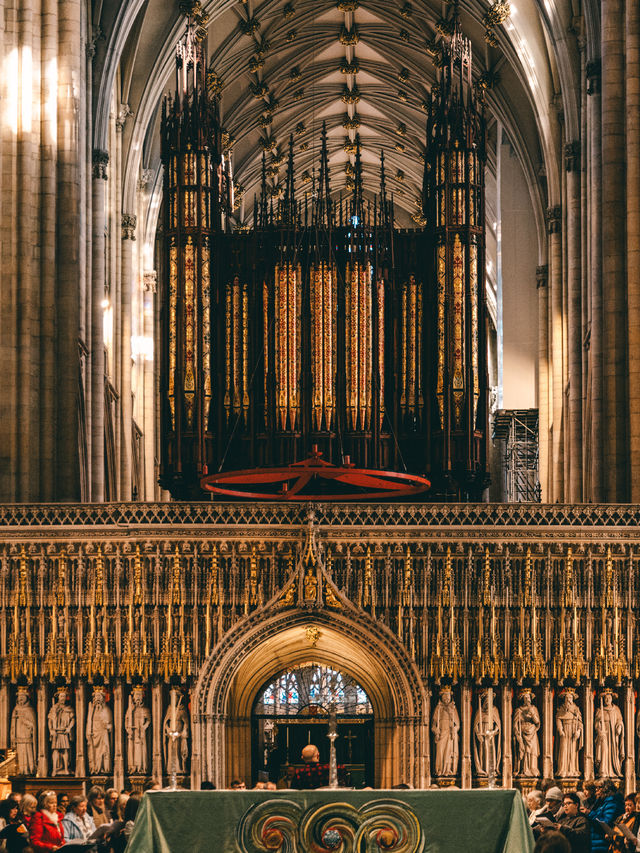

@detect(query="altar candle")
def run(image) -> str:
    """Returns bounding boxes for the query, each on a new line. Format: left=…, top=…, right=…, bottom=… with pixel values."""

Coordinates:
left=170, top=689, right=176, bottom=732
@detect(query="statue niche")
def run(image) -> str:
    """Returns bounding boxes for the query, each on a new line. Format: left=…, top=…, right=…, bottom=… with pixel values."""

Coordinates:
left=11, top=687, right=37, bottom=776
left=555, top=688, right=583, bottom=778
left=163, top=688, right=190, bottom=775
left=48, top=687, right=75, bottom=776
left=594, top=689, right=624, bottom=778
left=431, top=687, right=460, bottom=778
left=125, top=687, right=151, bottom=775
left=512, top=689, right=540, bottom=778
left=472, top=691, right=501, bottom=777
left=86, top=687, right=113, bottom=775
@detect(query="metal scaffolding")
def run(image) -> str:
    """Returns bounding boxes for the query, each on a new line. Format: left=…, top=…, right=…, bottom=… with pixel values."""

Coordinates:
left=492, top=409, right=541, bottom=502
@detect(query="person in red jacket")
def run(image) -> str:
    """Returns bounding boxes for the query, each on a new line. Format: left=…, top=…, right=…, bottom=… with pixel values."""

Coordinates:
left=29, top=791, right=64, bottom=853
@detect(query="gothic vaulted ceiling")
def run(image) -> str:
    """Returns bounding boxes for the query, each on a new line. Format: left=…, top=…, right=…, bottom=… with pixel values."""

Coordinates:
left=96, top=0, right=581, bottom=238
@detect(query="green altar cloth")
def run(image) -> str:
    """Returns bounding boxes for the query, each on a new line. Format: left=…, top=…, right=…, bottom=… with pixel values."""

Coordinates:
left=126, top=789, right=534, bottom=853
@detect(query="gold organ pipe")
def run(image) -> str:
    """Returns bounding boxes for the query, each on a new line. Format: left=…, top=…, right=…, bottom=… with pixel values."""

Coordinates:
left=377, top=277, right=385, bottom=429
left=417, top=279, right=423, bottom=418
left=311, top=265, right=322, bottom=429
left=400, top=282, right=407, bottom=416
left=202, top=246, right=212, bottom=422
left=469, top=242, right=479, bottom=426
left=232, top=277, right=241, bottom=417
left=358, top=263, right=366, bottom=429
left=184, top=238, right=196, bottom=427
left=363, top=264, right=372, bottom=430
left=242, top=283, right=250, bottom=421
left=169, top=244, right=178, bottom=427
left=408, top=276, right=417, bottom=414
left=436, top=245, right=446, bottom=427
left=452, top=234, right=465, bottom=426
left=275, top=265, right=286, bottom=428
left=224, top=283, right=232, bottom=419
left=294, top=263, right=302, bottom=427
left=288, top=265, right=295, bottom=428
left=263, top=280, right=269, bottom=427
left=345, top=263, right=356, bottom=429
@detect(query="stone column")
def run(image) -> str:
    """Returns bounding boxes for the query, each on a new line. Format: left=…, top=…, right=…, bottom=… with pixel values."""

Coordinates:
left=0, top=1, right=19, bottom=501
left=587, top=60, right=603, bottom=502
left=547, top=208, right=564, bottom=501
left=461, top=683, right=472, bottom=789
left=190, top=709, right=201, bottom=790
left=75, top=682, right=86, bottom=777
left=56, top=0, right=82, bottom=500
left=39, top=0, right=59, bottom=501
left=37, top=682, right=48, bottom=777
left=143, top=275, right=157, bottom=500
left=602, top=0, right=629, bottom=501
left=624, top=685, right=635, bottom=794
left=502, top=686, right=512, bottom=788
left=627, top=0, right=640, bottom=500
left=565, top=142, right=583, bottom=502
left=425, top=692, right=432, bottom=789
left=17, top=0, right=38, bottom=501
left=537, top=266, right=549, bottom=499
left=152, top=683, right=163, bottom=782
left=91, top=151, right=108, bottom=502
left=212, top=713, right=224, bottom=789
left=542, top=685, right=553, bottom=779
left=0, top=683, right=8, bottom=749
left=584, top=684, right=594, bottom=780
left=120, top=215, right=136, bottom=501
left=113, top=683, right=124, bottom=791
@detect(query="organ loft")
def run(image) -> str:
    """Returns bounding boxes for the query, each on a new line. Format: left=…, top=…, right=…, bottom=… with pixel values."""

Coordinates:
left=0, top=0, right=639, bottom=802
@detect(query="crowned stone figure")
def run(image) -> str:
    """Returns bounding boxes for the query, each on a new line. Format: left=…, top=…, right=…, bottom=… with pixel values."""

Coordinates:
left=431, top=687, right=460, bottom=777
left=10, top=687, right=37, bottom=776
left=555, top=688, right=583, bottom=777
left=513, top=689, right=540, bottom=777
left=48, top=687, right=75, bottom=776
left=86, top=687, right=113, bottom=775
left=595, top=689, right=624, bottom=778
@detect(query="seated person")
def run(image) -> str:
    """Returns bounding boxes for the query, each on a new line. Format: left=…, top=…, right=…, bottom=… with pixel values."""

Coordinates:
left=29, top=791, right=64, bottom=853
left=0, top=796, right=31, bottom=853
left=291, top=744, right=345, bottom=790
left=547, top=792, right=590, bottom=853
left=61, top=795, right=96, bottom=843
left=532, top=787, right=564, bottom=839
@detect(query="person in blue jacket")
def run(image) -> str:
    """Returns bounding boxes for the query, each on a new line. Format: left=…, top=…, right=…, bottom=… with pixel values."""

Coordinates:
left=584, top=778, right=624, bottom=852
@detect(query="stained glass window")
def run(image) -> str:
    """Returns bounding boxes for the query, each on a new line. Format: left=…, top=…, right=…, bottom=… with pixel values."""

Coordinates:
left=254, top=663, right=372, bottom=716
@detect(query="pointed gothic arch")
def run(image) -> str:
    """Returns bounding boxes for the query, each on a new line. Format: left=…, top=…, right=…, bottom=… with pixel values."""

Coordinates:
left=191, top=606, right=430, bottom=789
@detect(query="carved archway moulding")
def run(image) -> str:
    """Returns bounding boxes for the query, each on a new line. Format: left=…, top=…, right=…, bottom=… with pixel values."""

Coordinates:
left=192, top=607, right=429, bottom=789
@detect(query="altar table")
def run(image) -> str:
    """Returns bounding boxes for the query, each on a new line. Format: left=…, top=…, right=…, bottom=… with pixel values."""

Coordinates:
left=125, top=788, right=534, bottom=853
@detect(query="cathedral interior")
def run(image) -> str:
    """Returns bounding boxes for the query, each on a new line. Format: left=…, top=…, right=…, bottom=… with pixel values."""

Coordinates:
left=0, top=0, right=639, bottom=797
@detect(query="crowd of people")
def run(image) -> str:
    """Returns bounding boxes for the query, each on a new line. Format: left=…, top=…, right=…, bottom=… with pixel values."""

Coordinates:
left=1, top=765, right=639, bottom=853
left=0, top=787, right=140, bottom=853
left=529, top=778, right=640, bottom=853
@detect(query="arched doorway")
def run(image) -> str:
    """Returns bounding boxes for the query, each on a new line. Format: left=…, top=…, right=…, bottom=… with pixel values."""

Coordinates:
left=252, top=663, right=375, bottom=787
left=192, top=608, right=429, bottom=789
